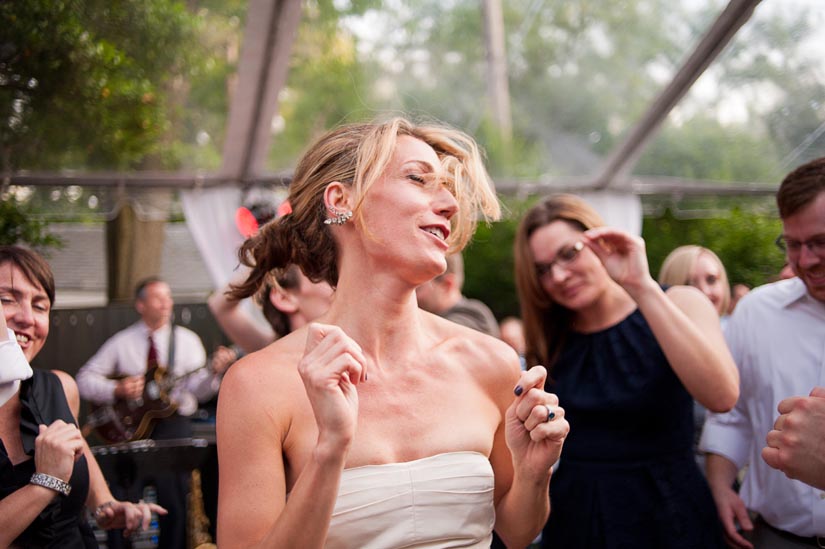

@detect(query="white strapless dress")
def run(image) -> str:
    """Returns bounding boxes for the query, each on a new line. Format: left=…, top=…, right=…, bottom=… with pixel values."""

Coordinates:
left=325, top=451, right=495, bottom=549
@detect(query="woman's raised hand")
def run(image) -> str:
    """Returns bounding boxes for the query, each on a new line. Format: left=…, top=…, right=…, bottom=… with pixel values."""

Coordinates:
left=582, top=227, right=654, bottom=294
left=298, top=323, right=367, bottom=452
left=34, top=420, right=84, bottom=483
left=506, top=366, right=569, bottom=479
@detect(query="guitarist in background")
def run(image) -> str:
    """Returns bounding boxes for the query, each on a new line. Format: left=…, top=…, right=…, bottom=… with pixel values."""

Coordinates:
left=77, top=276, right=226, bottom=549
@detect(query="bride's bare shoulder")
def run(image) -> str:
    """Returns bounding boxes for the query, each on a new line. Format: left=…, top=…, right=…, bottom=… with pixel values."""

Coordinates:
left=219, top=329, right=307, bottom=405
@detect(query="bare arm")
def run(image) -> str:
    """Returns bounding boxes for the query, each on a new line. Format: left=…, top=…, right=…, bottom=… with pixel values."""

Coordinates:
left=633, top=283, right=739, bottom=412
left=217, top=324, right=366, bottom=548
left=0, top=386, right=82, bottom=546
left=207, top=278, right=275, bottom=354
left=0, top=472, right=63, bottom=546
left=52, top=370, right=116, bottom=511
left=583, top=228, right=739, bottom=412
left=53, top=371, right=166, bottom=535
left=488, top=349, right=569, bottom=547
left=492, top=432, right=552, bottom=548
left=0, top=417, right=84, bottom=546
left=706, top=453, right=753, bottom=549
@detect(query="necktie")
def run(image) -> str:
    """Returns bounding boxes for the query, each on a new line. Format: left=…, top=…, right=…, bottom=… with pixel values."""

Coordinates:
left=147, top=334, right=159, bottom=371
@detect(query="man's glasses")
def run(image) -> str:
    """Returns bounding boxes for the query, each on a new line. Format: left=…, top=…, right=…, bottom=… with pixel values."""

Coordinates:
left=775, top=234, right=825, bottom=257
left=535, top=241, right=584, bottom=278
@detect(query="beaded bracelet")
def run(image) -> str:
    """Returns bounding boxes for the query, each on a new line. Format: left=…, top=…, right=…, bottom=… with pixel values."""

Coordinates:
left=30, top=473, right=71, bottom=496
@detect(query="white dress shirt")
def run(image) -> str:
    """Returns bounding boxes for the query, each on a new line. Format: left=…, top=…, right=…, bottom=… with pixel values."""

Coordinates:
left=700, top=277, right=825, bottom=536
left=76, top=320, right=218, bottom=413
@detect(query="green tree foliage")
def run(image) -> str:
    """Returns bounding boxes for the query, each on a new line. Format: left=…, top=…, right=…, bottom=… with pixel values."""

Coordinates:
left=716, top=7, right=825, bottom=169
left=0, top=197, right=62, bottom=249
left=1, top=0, right=199, bottom=171
left=267, top=0, right=383, bottom=169
left=636, top=117, right=781, bottom=181
left=269, top=9, right=368, bottom=168
left=644, top=206, right=785, bottom=288
left=175, top=0, right=248, bottom=171
left=463, top=217, right=519, bottom=319
left=1, top=0, right=820, bottom=312
left=462, top=198, right=536, bottom=319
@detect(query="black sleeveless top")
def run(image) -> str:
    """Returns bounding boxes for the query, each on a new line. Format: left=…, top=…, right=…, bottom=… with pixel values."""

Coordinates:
left=0, top=370, right=96, bottom=548
left=541, top=309, right=725, bottom=549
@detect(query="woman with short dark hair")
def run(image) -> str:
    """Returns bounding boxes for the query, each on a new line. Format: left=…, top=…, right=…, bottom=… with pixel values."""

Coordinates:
left=0, top=245, right=165, bottom=548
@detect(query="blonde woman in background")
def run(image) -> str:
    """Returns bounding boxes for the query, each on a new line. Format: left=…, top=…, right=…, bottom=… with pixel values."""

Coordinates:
left=658, top=244, right=733, bottom=473
left=658, top=245, right=731, bottom=319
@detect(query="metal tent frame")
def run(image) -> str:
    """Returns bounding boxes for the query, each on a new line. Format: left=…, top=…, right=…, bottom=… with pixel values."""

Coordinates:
left=5, top=0, right=774, bottom=198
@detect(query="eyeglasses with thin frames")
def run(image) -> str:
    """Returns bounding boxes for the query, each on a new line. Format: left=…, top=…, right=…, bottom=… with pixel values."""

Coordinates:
left=535, top=241, right=585, bottom=278
left=775, top=234, right=825, bottom=257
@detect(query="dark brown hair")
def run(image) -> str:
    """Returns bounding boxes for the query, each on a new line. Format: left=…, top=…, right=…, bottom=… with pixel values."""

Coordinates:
left=0, top=245, right=56, bottom=305
left=258, top=265, right=301, bottom=337
left=777, top=156, right=825, bottom=219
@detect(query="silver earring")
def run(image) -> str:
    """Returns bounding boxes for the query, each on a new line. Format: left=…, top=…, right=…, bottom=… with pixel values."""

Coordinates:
left=324, top=207, right=353, bottom=225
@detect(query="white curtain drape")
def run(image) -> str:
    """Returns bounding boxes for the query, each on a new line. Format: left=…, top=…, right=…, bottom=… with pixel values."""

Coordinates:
left=577, top=191, right=642, bottom=236
left=181, top=186, right=244, bottom=289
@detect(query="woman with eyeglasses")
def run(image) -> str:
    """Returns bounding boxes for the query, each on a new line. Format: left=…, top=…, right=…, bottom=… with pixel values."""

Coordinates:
left=514, top=194, right=738, bottom=549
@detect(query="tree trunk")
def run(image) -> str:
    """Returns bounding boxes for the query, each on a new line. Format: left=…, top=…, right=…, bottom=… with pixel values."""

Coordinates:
left=105, top=201, right=167, bottom=303
left=482, top=0, right=512, bottom=141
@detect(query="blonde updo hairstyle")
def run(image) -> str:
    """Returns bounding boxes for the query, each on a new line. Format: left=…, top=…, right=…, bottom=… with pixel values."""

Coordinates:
left=514, top=194, right=605, bottom=371
left=230, top=117, right=500, bottom=300
left=658, top=245, right=730, bottom=316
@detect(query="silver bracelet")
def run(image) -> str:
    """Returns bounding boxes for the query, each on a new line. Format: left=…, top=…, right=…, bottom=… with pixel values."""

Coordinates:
left=30, top=472, right=72, bottom=496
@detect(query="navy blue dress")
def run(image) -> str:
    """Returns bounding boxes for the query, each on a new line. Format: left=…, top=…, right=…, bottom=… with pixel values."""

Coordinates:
left=541, top=310, right=725, bottom=549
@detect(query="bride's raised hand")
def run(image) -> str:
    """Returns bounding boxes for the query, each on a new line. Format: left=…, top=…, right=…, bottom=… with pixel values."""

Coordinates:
left=298, top=323, right=367, bottom=451
left=506, top=366, right=569, bottom=479
left=581, top=227, right=654, bottom=294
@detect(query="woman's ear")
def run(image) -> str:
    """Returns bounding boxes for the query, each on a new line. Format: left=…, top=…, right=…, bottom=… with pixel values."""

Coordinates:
left=323, top=182, right=353, bottom=214
left=269, top=286, right=299, bottom=315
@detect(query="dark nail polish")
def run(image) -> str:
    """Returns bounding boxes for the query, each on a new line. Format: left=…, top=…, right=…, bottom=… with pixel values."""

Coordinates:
left=514, top=385, right=523, bottom=396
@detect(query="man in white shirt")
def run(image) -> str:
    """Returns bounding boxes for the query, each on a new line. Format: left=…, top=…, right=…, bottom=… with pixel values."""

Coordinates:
left=77, top=276, right=223, bottom=549
left=700, top=156, right=825, bottom=548
left=77, top=277, right=220, bottom=423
